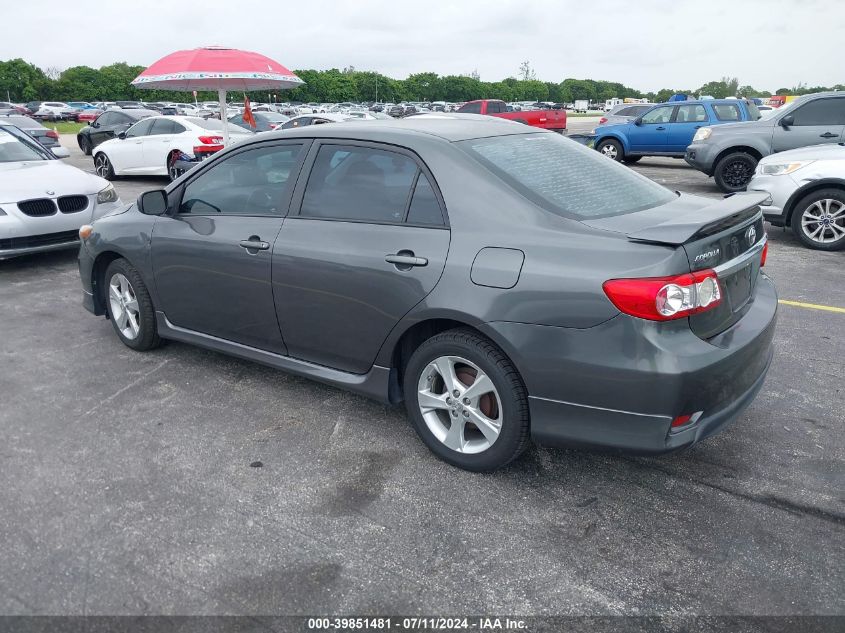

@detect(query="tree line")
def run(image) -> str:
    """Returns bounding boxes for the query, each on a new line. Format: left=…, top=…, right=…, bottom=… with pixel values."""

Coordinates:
left=1, top=58, right=841, bottom=105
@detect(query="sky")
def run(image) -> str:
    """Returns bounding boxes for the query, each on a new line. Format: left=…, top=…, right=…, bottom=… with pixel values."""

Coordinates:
left=3, top=0, right=843, bottom=92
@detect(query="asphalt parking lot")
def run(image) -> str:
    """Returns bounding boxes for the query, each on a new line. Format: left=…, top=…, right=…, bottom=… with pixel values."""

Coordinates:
left=0, top=125, right=842, bottom=617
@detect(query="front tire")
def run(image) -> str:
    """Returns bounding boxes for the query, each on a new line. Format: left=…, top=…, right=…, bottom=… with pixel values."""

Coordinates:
left=94, top=153, right=115, bottom=180
left=403, top=329, right=530, bottom=471
left=714, top=151, right=757, bottom=193
left=79, top=136, right=91, bottom=156
left=104, top=259, right=162, bottom=351
left=790, top=188, right=845, bottom=251
left=596, top=138, right=623, bottom=162
left=623, top=155, right=642, bottom=164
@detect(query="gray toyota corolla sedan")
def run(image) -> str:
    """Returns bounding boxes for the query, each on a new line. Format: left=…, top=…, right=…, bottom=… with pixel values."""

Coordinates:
left=78, top=115, right=777, bottom=471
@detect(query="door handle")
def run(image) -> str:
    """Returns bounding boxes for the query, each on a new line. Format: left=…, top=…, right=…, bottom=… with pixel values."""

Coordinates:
left=820, top=132, right=838, bottom=138
left=694, top=125, right=703, bottom=129
left=655, top=126, right=666, bottom=130
left=239, top=238, right=270, bottom=251
left=385, top=252, right=428, bottom=269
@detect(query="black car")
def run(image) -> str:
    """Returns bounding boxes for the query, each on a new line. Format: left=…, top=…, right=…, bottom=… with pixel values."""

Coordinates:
left=76, top=109, right=157, bottom=155
left=0, top=114, right=61, bottom=150
left=388, top=105, right=406, bottom=118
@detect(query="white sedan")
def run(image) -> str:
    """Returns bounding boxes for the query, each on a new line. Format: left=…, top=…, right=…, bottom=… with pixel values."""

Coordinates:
left=92, top=116, right=251, bottom=181
left=0, top=124, right=122, bottom=260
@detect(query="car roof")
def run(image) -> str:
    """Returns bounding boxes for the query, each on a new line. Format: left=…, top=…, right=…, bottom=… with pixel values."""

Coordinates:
left=267, top=114, right=539, bottom=143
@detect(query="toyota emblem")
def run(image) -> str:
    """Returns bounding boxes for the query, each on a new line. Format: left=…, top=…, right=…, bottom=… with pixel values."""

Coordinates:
left=746, top=226, right=757, bottom=245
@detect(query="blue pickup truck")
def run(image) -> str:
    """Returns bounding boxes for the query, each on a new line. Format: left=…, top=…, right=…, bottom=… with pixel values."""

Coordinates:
left=590, top=99, right=761, bottom=163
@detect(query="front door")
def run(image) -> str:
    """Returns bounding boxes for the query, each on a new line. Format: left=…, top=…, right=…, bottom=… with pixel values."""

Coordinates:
left=107, top=118, right=154, bottom=173
left=626, top=104, right=674, bottom=152
left=272, top=141, right=450, bottom=374
left=151, top=140, right=307, bottom=353
left=665, top=103, right=709, bottom=152
left=772, top=96, right=845, bottom=153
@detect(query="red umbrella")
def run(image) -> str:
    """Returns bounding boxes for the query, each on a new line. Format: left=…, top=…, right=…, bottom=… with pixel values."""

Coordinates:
left=131, top=46, right=304, bottom=145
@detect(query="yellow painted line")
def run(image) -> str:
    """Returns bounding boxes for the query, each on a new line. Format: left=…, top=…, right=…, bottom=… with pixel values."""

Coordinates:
left=778, top=300, right=845, bottom=314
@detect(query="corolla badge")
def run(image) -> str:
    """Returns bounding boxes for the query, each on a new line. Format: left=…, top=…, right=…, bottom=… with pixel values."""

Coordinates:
left=746, top=226, right=757, bottom=245
left=694, top=248, right=720, bottom=263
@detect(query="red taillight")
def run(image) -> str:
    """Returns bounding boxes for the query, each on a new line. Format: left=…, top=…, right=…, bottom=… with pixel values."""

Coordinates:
left=46, top=130, right=59, bottom=139
left=760, top=242, right=768, bottom=267
left=193, top=145, right=223, bottom=155
left=671, top=414, right=693, bottom=428
left=599, top=117, right=608, bottom=124
left=603, top=270, right=722, bottom=321
left=198, top=135, right=224, bottom=145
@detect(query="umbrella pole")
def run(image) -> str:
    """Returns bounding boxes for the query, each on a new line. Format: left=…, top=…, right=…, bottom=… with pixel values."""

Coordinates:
left=218, top=89, right=229, bottom=147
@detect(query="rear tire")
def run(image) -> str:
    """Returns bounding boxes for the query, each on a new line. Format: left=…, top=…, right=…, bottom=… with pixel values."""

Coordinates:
left=790, top=188, right=845, bottom=251
left=103, top=259, right=162, bottom=351
left=714, top=151, right=757, bottom=193
left=403, top=328, right=530, bottom=472
left=596, top=138, right=623, bottom=162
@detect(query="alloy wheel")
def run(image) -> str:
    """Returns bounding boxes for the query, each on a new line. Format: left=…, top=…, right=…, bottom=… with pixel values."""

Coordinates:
left=108, top=273, right=141, bottom=340
left=723, top=160, right=752, bottom=188
left=416, top=355, right=503, bottom=454
left=801, top=199, right=845, bottom=244
left=94, top=154, right=110, bottom=178
left=600, top=144, right=618, bottom=159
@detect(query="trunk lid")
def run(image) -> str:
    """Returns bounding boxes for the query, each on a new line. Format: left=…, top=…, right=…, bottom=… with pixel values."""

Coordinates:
left=583, top=192, right=768, bottom=339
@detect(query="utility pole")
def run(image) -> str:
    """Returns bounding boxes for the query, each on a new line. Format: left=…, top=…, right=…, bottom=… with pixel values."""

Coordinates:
left=375, top=75, right=378, bottom=104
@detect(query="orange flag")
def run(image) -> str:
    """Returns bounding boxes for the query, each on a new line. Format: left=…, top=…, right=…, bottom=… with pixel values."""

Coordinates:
left=243, top=94, right=257, bottom=129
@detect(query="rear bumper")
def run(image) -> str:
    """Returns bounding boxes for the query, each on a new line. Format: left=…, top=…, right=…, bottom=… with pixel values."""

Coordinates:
left=481, top=274, right=778, bottom=454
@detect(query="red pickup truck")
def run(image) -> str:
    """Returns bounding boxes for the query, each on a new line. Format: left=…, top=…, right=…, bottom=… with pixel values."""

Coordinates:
left=456, top=99, right=566, bottom=132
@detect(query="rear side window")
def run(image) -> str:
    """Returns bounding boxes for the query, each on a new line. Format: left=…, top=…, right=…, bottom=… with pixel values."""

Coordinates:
left=712, top=104, right=741, bottom=121
left=791, top=98, right=845, bottom=126
left=406, top=174, right=444, bottom=226
left=300, top=145, right=418, bottom=223
left=460, top=133, right=675, bottom=220
left=675, top=104, right=707, bottom=122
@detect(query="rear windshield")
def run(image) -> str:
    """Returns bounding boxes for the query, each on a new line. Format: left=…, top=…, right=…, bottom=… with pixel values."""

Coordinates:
left=459, top=133, right=675, bottom=219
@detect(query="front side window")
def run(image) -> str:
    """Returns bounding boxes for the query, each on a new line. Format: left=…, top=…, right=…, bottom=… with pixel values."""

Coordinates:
left=300, top=145, right=418, bottom=223
left=791, top=98, right=845, bottom=126
left=125, top=119, right=154, bottom=138
left=641, top=106, right=674, bottom=124
left=676, top=104, right=707, bottom=123
left=712, top=104, right=741, bottom=121
left=95, top=112, right=115, bottom=126
left=460, top=133, right=675, bottom=220
left=179, top=144, right=303, bottom=216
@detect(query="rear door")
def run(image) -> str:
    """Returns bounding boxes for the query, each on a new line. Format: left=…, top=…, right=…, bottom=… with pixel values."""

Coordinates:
left=151, top=140, right=308, bottom=352
left=272, top=140, right=450, bottom=374
left=665, top=103, right=708, bottom=152
left=626, top=105, right=674, bottom=152
left=142, top=118, right=187, bottom=175
left=772, top=96, right=845, bottom=152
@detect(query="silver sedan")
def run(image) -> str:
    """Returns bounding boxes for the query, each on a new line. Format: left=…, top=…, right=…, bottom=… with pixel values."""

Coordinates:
left=749, top=143, right=845, bottom=250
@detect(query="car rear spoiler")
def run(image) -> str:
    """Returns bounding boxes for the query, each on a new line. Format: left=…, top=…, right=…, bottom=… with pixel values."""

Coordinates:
left=625, top=192, right=768, bottom=245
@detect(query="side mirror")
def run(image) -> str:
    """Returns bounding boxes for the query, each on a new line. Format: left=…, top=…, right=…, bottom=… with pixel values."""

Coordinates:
left=633, top=118, right=643, bottom=126
left=780, top=114, right=794, bottom=128
left=117, top=132, right=126, bottom=140
left=51, top=146, right=70, bottom=159
left=137, top=189, right=168, bottom=216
